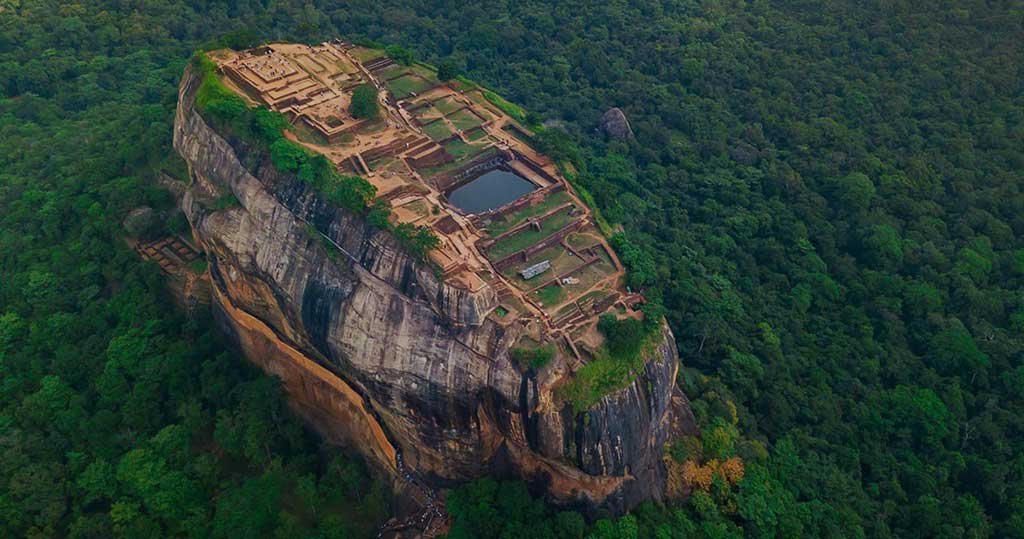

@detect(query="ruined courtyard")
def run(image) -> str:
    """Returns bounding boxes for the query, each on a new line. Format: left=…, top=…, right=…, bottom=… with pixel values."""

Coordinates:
left=209, top=41, right=641, bottom=360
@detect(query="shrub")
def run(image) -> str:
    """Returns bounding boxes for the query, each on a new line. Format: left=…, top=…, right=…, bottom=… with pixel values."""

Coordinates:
left=436, top=59, right=459, bottom=81
left=251, top=107, right=289, bottom=144
left=384, top=44, right=414, bottom=65
left=610, top=233, right=657, bottom=288
left=320, top=171, right=376, bottom=214
left=482, top=89, right=527, bottom=124
left=393, top=223, right=439, bottom=260
left=597, top=313, right=646, bottom=358
left=560, top=306, right=665, bottom=412
left=269, top=139, right=307, bottom=172
left=193, top=54, right=248, bottom=129
left=511, top=345, right=556, bottom=370
left=209, top=193, right=241, bottom=211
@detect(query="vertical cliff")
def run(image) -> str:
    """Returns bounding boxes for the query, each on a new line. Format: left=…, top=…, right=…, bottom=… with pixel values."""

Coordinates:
left=173, top=64, right=695, bottom=514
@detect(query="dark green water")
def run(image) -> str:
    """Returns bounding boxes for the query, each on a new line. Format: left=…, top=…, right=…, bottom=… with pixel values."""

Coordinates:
left=448, top=169, right=537, bottom=214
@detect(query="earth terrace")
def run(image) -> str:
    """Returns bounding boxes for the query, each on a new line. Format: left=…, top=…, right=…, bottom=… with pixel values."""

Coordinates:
left=207, top=40, right=644, bottom=365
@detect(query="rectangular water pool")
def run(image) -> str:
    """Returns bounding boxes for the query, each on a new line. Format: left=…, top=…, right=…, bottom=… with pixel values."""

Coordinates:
left=447, top=169, right=537, bottom=214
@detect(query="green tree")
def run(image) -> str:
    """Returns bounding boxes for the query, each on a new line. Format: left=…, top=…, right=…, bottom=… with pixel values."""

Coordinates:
left=349, top=83, right=379, bottom=120
left=210, top=467, right=285, bottom=539
left=701, top=418, right=740, bottom=459
left=385, top=44, right=414, bottom=65
left=436, top=59, right=459, bottom=81
left=832, top=172, right=875, bottom=211
left=929, top=322, right=989, bottom=376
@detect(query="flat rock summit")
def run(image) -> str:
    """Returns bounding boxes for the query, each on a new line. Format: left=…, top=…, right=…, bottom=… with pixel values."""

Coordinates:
left=172, top=41, right=694, bottom=517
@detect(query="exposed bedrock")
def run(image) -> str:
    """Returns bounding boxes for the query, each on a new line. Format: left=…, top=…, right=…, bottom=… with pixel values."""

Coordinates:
left=173, top=65, right=695, bottom=514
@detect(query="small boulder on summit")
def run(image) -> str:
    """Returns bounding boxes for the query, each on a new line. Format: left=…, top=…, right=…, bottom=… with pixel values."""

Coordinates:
left=598, top=107, right=635, bottom=140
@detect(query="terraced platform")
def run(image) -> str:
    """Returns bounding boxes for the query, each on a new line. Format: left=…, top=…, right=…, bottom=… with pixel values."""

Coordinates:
left=208, top=41, right=639, bottom=360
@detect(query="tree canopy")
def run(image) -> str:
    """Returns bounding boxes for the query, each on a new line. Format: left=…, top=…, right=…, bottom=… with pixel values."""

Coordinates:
left=349, top=83, right=380, bottom=120
left=1, top=0, right=1022, bottom=537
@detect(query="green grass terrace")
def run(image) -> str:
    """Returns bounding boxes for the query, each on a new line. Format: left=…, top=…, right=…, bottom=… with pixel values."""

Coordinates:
left=386, top=74, right=435, bottom=100
left=486, top=205, right=578, bottom=261
left=483, top=191, right=573, bottom=237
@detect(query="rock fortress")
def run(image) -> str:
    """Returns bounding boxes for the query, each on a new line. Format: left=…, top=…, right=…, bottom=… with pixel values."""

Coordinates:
left=168, top=39, right=695, bottom=535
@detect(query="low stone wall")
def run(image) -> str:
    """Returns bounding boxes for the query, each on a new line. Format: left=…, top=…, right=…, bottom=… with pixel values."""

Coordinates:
left=469, top=183, right=565, bottom=228
left=592, top=294, right=619, bottom=315
left=433, top=151, right=506, bottom=193
left=408, top=147, right=452, bottom=169
left=361, top=133, right=422, bottom=162
left=483, top=201, right=573, bottom=246
left=222, top=66, right=268, bottom=106
left=297, top=115, right=368, bottom=144
left=512, top=150, right=557, bottom=184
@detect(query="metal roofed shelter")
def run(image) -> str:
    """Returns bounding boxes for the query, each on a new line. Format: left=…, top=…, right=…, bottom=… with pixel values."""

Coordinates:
left=519, top=260, right=551, bottom=280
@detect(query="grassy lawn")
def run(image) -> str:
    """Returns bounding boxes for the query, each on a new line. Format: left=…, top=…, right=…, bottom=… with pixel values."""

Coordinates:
left=443, top=139, right=488, bottom=162
left=294, top=54, right=326, bottom=75
left=387, top=75, right=434, bottom=100
left=465, top=127, right=489, bottom=141
left=422, top=120, right=453, bottom=141
left=485, top=191, right=573, bottom=236
left=433, top=96, right=463, bottom=115
left=354, top=118, right=387, bottom=136
left=487, top=207, right=577, bottom=260
left=500, top=245, right=559, bottom=285
left=502, top=123, right=540, bottom=149
left=399, top=199, right=430, bottom=219
left=483, top=89, right=527, bottom=123
left=567, top=230, right=604, bottom=250
left=291, top=120, right=330, bottom=146
left=413, top=105, right=443, bottom=122
left=565, top=256, right=616, bottom=294
left=376, top=64, right=407, bottom=80
left=449, top=108, right=484, bottom=131
left=351, top=47, right=384, bottom=62
left=366, top=155, right=395, bottom=170
left=410, top=64, right=440, bottom=83
left=553, top=302, right=583, bottom=323
left=500, top=243, right=582, bottom=288
left=450, top=78, right=476, bottom=92
left=331, top=58, right=357, bottom=74
left=536, top=285, right=565, bottom=306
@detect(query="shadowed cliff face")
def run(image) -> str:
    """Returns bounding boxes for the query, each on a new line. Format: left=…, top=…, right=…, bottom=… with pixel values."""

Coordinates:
left=173, top=65, right=695, bottom=513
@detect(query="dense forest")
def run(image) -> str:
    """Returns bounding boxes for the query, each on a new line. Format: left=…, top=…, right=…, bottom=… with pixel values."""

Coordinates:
left=2, top=1, right=1022, bottom=538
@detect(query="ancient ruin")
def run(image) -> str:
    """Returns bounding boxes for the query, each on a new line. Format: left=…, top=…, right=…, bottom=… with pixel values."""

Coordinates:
left=210, top=41, right=636, bottom=360
left=172, top=42, right=694, bottom=527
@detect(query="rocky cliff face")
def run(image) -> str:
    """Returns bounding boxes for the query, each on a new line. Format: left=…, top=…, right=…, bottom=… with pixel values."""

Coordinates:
left=173, top=65, right=694, bottom=514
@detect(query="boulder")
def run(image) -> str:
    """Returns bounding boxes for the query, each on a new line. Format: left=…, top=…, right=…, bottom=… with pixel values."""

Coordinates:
left=172, top=62, right=693, bottom=515
left=598, top=107, right=635, bottom=140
